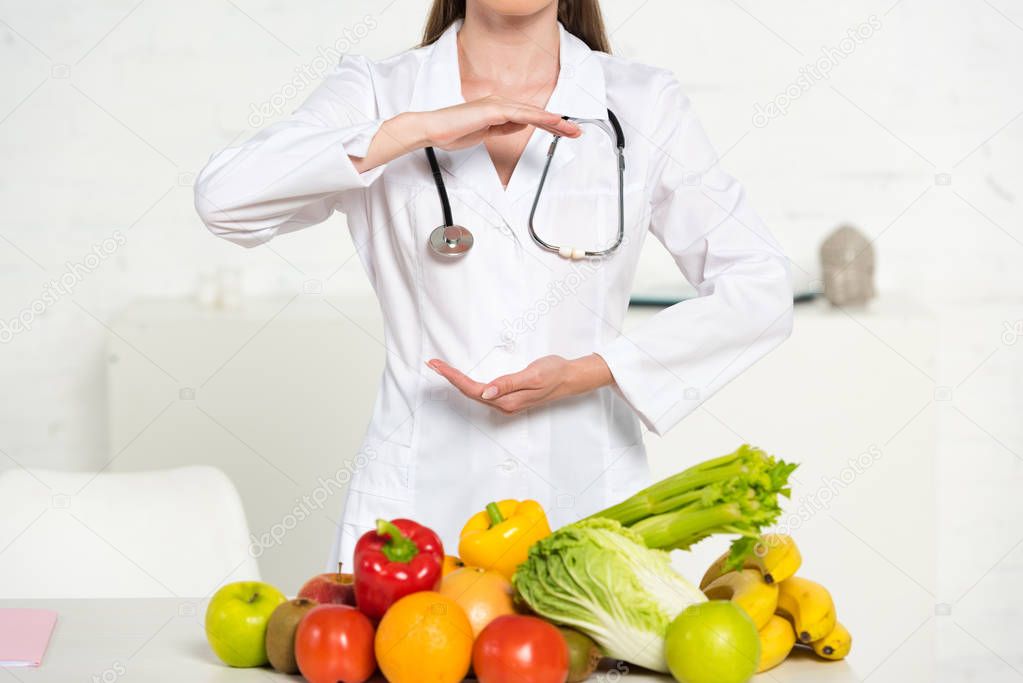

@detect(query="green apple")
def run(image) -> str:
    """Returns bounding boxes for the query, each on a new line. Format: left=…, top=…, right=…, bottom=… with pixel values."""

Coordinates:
left=664, top=600, right=760, bottom=683
left=205, top=581, right=287, bottom=667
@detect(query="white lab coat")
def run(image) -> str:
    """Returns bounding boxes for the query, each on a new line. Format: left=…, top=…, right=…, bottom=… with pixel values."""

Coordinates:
left=194, top=21, right=793, bottom=566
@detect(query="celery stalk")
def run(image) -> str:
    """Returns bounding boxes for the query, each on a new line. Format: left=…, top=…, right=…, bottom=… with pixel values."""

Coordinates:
left=630, top=503, right=744, bottom=549
left=587, top=444, right=797, bottom=567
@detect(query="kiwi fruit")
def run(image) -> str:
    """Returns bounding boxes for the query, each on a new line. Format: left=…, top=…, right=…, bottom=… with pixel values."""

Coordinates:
left=265, top=597, right=317, bottom=673
left=558, top=627, right=602, bottom=683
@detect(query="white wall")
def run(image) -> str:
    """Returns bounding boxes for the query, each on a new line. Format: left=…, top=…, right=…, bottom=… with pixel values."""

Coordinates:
left=1, top=0, right=1021, bottom=679
left=1, top=0, right=1019, bottom=468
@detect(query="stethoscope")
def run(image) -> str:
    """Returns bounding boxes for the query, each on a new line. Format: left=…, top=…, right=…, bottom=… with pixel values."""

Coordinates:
left=425, top=109, right=625, bottom=260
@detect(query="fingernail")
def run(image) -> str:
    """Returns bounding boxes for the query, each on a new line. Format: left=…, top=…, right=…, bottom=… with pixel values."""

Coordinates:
left=426, top=360, right=441, bottom=374
left=481, top=386, right=498, bottom=400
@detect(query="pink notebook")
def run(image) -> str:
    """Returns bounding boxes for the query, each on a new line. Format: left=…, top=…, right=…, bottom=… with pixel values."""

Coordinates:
left=0, top=609, right=57, bottom=667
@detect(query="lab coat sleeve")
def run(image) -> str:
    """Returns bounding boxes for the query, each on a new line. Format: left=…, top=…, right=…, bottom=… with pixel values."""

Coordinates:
left=596, top=77, right=793, bottom=436
left=194, top=55, right=386, bottom=247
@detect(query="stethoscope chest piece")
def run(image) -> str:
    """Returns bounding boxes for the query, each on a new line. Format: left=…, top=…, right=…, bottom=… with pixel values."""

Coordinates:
left=424, top=147, right=473, bottom=257
left=428, top=224, right=473, bottom=256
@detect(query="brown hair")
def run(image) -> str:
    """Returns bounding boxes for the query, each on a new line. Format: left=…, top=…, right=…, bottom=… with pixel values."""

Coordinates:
left=420, top=1, right=611, bottom=54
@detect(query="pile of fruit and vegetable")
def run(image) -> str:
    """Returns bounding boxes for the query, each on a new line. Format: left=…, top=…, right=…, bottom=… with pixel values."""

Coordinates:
left=204, top=444, right=852, bottom=682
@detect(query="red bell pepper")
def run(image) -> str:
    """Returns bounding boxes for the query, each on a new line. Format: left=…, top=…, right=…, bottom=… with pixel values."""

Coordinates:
left=353, top=518, right=444, bottom=619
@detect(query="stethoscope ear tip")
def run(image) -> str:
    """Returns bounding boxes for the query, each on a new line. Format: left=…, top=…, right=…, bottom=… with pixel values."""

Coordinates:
left=558, top=246, right=588, bottom=260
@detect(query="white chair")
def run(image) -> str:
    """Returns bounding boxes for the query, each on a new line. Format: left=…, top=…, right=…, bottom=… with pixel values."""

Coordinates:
left=0, top=466, right=260, bottom=599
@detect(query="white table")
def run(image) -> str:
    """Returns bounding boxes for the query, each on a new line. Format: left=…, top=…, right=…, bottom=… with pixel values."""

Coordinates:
left=1, top=599, right=859, bottom=683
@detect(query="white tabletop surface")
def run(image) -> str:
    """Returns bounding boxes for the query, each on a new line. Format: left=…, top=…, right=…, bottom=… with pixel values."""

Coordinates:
left=0, top=599, right=859, bottom=683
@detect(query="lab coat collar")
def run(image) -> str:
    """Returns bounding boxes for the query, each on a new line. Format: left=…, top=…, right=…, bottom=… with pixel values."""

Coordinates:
left=409, top=20, right=608, bottom=208
left=409, top=20, right=608, bottom=120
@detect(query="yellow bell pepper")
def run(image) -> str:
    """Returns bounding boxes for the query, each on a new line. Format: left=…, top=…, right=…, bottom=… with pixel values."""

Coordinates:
left=458, top=499, right=552, bottom=580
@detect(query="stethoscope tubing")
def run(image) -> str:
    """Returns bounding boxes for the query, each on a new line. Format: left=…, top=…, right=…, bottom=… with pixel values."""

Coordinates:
left=425, top=146, right=454, bottom=228
left=527, top=111, right=626, bottom=259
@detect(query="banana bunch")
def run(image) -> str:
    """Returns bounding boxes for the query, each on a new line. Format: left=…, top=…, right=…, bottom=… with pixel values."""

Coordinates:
left=699, top=534, right=853, bottom=673
left=700, top=533, right=803, bottom=586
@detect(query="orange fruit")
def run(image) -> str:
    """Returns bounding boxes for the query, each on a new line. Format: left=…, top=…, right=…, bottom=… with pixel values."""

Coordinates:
left=440, top=567, right=516, bottom=638
left=442, top=555, right=465, bottom=577
left=374, top=591, right=473, bottom=683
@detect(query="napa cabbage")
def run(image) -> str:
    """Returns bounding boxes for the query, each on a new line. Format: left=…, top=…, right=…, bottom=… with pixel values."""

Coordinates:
left=512, top=518, right=705, bottom=672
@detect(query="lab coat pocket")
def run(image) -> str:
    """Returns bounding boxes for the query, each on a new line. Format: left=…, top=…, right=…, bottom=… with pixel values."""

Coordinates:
left=341, top=439, right=416, bottom=552
left=530, top=127, right=647, bottom=255
left=349, top=439, right=413, bottom=501
left=529, top=183, right=644, bottom=257
left=606, top=388, right=644, bottom=450
left=561, top=442, right=649, bottom=525
left=602, top=442, right=650, bottom=502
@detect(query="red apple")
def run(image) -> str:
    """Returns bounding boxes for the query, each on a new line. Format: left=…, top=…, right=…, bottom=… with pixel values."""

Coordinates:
left=297, top=564, right=356, bottom=606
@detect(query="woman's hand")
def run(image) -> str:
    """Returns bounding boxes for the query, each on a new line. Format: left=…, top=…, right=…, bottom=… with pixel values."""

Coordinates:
left=427, top=354, right=613, bottom=415
left=351, top=96, right=580, bottom=173
left=420, top=95, right=581, bottom=151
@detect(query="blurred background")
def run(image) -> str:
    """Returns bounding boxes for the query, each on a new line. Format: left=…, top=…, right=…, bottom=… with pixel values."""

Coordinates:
left=0, top=1, right=1021, bottom=680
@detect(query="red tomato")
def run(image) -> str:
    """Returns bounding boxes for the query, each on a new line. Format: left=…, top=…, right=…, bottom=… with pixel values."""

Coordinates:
left=473, top=615, right=569, bottom=683
left=295, top=604, right=375, bottom=683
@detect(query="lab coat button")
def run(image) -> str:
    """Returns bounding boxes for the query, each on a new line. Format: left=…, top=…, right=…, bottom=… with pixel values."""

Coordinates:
left=499, top=334, right=517, bottom=351
left=496, top=458, right=518, bottom=476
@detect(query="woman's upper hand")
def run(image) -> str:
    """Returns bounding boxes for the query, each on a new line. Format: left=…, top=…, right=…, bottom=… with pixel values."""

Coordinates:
left=351, top=96, right=579, bottom=174
left=419, top=95, right=581, bottom=151
left=427, top=354, right=612, bottom=415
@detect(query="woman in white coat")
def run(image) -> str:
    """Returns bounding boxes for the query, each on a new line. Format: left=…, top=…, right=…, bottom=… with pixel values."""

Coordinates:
left=195, top=0, right=793, bottom=566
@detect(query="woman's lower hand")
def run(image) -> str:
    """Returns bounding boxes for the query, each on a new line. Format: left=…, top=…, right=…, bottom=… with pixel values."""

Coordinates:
left=427, top=354, right=613, bottom=415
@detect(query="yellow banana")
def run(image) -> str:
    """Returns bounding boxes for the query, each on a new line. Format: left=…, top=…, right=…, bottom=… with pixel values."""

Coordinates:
left=775, top=577, right=836, bottom=643
left=702, top=569, right=779, bottom=629
left=700, top=534, right=802, bottom=588
left=754, top=534, right=803, bottom=584
left=811, top=621, right=852, bottom=660
left=757, top=614, right=796, bottom=673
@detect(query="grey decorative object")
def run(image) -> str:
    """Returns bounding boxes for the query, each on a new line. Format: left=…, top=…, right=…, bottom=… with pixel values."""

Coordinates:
left=820, top=225, right=875, bottom=306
